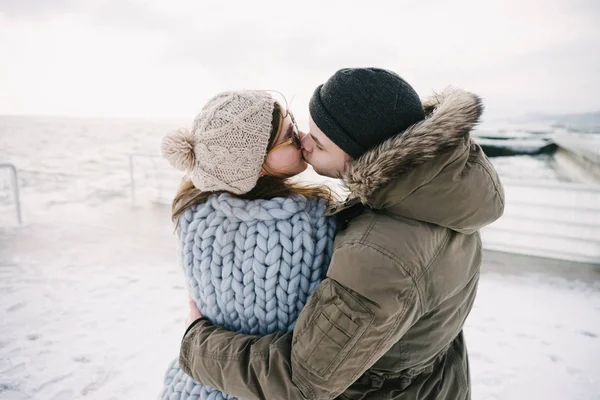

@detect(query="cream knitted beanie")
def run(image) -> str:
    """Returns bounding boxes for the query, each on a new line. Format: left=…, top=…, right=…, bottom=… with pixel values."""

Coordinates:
left=161, top=91, right=277, bottom=194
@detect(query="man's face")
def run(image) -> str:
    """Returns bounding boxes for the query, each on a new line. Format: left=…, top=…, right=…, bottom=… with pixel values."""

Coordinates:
left=301, top=116, right=352, bottom=179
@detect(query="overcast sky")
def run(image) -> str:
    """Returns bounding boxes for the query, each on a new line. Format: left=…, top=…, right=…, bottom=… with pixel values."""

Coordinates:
left=0, top=0, right=598, bottom=121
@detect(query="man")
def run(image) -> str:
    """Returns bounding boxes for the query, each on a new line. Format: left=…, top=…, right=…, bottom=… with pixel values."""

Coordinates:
left=179, top=68, right=505, bottom=399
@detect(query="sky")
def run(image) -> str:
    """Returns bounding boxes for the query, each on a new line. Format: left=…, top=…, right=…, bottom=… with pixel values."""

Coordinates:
left=0, top=0, right=599, bottom=121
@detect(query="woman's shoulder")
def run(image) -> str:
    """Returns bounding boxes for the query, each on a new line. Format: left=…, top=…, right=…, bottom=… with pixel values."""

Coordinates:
left=180, top=192, right=331, bottom=224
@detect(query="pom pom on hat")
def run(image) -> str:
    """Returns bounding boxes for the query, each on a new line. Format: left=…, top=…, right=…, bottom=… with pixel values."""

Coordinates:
left=161, top=127, right=196, bottom=171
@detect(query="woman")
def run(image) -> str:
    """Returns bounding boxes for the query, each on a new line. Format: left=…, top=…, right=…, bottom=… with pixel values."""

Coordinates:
left=159, top=90, right=337, bottom=400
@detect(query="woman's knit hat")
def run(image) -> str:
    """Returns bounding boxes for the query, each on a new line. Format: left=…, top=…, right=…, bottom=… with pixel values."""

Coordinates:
left=161, top=91, right=276, bottom=194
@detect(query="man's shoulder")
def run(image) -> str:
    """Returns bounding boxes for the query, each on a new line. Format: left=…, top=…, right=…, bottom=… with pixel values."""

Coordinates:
left=333, top=209, right=453, bottom=276
left=336, top=208, right=446, bottom=249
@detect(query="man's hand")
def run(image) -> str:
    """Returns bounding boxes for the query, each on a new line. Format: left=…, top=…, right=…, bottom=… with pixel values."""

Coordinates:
left=186, top=296, right=202, bottom=328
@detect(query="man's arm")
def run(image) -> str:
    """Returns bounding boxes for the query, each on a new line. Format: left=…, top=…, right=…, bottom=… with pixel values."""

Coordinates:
left=179, top=243, right=422, bottom=400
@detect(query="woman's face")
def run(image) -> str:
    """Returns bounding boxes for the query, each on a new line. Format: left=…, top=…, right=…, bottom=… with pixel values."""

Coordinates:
left=263, top=111, right=307, bottom=177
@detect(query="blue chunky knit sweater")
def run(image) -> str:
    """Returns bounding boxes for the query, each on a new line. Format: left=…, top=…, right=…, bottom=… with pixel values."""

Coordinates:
left=160, top=192, right=336, bottom=400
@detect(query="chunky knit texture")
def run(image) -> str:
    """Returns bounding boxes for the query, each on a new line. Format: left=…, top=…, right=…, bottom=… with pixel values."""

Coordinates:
left=160, top=193, right=336, bottom=400
left=161, top=91, right=276, bottom=195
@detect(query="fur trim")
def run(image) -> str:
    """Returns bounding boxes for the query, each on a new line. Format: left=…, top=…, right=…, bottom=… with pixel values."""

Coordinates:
left=342, top=87, right=484, bottom=203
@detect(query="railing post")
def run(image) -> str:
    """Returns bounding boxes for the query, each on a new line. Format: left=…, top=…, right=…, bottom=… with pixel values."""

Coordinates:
left=128, top=152, right=182, bottom=206
left=129, top=154, right=136, bottom=205
left=0, top=163, right=22, bottom=224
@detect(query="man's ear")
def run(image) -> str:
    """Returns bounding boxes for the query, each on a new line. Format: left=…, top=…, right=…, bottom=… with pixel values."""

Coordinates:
left=343, top=154, right=354, bottom=171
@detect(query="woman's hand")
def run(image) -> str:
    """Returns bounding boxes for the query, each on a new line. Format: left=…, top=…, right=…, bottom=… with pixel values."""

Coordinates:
left=186, top=296, right=202, bottom=328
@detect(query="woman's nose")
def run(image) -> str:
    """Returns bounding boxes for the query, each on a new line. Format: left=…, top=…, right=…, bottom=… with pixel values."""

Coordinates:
left=300, top=131, right=314, bottom=152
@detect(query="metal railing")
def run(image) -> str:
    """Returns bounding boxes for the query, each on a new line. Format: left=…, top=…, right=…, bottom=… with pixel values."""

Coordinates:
left=128, top=153, right=183, bottom=205
left=0, top=163, right=22, bottom=224
left=481, top=179, right=600, bottom=264
left=127, top=153, right=600, bottom=264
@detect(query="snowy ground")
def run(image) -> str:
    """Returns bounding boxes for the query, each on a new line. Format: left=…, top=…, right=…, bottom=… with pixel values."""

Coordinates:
left=1, top=198, right=599, bottom=400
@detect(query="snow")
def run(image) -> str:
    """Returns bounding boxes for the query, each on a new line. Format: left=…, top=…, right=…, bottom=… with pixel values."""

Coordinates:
left=0, top=203, right=185, bottom=400
left=467, top=254, right=600, bottom=400
left=474, top=138, right=551, bottom=150
left=1, top=116, right=599, bottom=400
left=489, top=155, right=571, bottom=182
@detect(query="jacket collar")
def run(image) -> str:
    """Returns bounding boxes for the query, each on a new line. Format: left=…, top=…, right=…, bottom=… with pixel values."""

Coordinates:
left=341, top=87, right=484, bottom=205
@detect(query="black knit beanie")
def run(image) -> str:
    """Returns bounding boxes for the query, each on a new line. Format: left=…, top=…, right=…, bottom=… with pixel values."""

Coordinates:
left=309, top=68, right=425, bottom=159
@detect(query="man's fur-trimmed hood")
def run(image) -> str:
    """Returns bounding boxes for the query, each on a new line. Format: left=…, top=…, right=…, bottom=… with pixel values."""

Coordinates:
left=343, top=88, right=483, bottom=201
left=340, top=88, right=504, bottom=234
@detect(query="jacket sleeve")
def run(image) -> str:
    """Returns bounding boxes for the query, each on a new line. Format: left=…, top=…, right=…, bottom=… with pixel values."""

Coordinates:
left=179, top=242, right=422, bottom=400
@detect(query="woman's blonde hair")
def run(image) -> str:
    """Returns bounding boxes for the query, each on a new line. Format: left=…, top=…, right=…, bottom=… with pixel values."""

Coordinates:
left=171, top=102, right=335, bottom=225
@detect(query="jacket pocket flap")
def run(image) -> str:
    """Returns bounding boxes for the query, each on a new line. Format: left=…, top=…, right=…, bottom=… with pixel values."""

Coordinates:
left=295, top=303, right=363, bottom=380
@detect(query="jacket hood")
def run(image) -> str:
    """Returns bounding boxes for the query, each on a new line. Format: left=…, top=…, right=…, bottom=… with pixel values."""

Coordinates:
left=341, top=88, right=504, bottom=234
